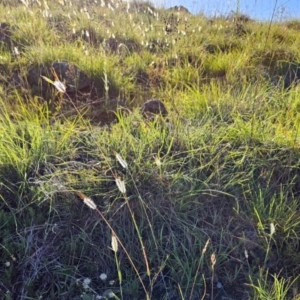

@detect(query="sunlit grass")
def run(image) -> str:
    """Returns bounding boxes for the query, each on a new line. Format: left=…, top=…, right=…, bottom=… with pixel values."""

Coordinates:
left=0, top=0, right=300, bottom=299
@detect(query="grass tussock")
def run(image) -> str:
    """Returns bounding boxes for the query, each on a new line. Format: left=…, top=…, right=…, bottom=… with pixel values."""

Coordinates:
left=1, top=1, right=300, bottom=299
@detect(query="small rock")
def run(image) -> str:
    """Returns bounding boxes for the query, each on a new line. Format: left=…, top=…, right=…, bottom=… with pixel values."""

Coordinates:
left=0, top=22, right=12, bottom=49
left=27, top=61, right=92, bottom=97
left=168, top=5, right=191, bottom=14
left=51, top=61, right=92, bottom=93
left=283, top=62, right=300, bottom=88
left=141, top=99, right=168, bottom=119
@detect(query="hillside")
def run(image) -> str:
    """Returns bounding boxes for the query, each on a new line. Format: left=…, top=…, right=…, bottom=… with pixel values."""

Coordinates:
left=1, top=0, right=300, bottom=299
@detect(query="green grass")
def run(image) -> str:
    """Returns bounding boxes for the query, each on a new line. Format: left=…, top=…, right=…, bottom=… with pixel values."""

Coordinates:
left=1, top=1, right=300, bottom=299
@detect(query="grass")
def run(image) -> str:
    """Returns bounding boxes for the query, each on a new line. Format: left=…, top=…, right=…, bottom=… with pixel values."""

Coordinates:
left=0, top=0, right=300, bottom=299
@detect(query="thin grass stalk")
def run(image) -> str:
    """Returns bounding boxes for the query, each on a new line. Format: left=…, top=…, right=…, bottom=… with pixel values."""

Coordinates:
left=111, top=232, right=123, bottom=300
left=200, top=274, right=207, bottom=300
left=149, top=254, right=169, bottom=296
left=78, top=192, right=150, bottom=300
left=210, top=253, right=216, bottom=300
left=178, top=283, right=184, bottom=300
left=123, top=193, right=151, bottom=277
left=263, top=223, right=276, bottom=268
left=130, top=177, right=159, bottom=251
left=265, top=0, right=278, bottom=46
left=114, top=153, right=153, bottom=276
left=101, top=43, right=109, bottom=102
left=189, top=239, right=210, bottom=300
left=96, top=205, right=150, bottom=300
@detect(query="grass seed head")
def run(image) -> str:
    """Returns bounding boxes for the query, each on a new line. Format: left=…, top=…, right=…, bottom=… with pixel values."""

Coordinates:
left=41, top=67, right=66, bottom=93
left=83, top=197, right=97, bottom=210
left=202, top=239, right=210, bottom=255
left=155, top=156, right=162, bottom=167
left=115, top=152, right=128, bottom=169
left=270, top=222, right=275, bottom=236
left=111, top=232, right=118, bottom=253
left=115, top=177, right=126, bottom=193
left=53, top=80, right=66, bottom=93
left=78, top=192, right=97, bottom=210
left=211, top=253, right=216, bottom=269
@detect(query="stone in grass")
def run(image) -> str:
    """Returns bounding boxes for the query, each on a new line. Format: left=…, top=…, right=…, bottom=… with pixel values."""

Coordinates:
left=0, top=22, right=13, bottom=49
left=51, top=61, right=92, bottom=93
left=282, top=62, right=300, bottom=88
left=27, top=61, right=92, bottom=97
left=167, top=5, right=191, bottom=14
left=141, top=99, right=168, bottom=119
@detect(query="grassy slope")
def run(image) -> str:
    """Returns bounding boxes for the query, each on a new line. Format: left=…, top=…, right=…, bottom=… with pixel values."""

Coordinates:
left=1, top=1, right=300, bottom=299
